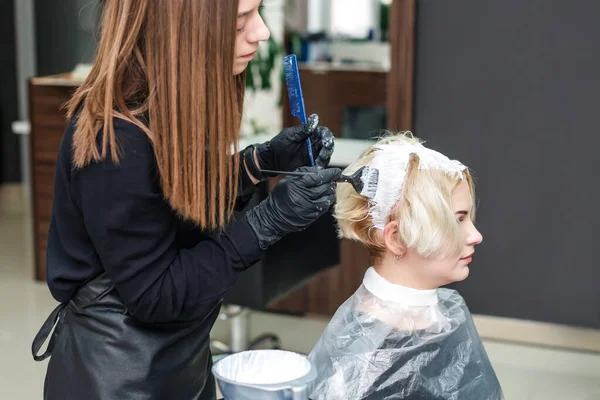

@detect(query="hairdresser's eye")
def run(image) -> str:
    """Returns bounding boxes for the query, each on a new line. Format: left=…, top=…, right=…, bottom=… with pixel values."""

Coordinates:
left=237, top=3, right=264, bottom=35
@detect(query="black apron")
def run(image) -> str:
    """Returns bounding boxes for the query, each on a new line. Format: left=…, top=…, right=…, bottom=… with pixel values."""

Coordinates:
left=32, top=272, right=220, bottom=400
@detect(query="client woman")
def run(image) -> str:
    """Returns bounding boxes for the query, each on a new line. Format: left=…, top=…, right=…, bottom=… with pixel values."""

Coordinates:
left=308, top=132, right=504, bottom=400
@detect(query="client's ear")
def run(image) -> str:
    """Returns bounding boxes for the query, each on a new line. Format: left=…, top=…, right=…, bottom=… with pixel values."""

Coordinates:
left=383, top=221, right=406, bottom=257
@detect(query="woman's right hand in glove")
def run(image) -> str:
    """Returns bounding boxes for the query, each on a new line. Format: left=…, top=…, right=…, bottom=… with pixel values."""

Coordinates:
left=245, top=167, right=342, bottom=250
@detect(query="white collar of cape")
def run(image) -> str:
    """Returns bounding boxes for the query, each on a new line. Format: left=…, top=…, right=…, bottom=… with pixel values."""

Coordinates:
left=363, top=267, right=439, bottom=307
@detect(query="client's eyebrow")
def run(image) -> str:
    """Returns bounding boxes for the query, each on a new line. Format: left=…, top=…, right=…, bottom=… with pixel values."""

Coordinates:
left=455, top=210, right=469, bottom=216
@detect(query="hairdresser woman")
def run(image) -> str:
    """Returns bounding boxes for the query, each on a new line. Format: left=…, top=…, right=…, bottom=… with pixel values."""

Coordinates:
left=31, top=1, right=339, bottom=399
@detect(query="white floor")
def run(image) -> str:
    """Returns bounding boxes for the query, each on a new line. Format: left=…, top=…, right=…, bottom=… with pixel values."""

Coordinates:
left=2, top=189, right=600, bottom=400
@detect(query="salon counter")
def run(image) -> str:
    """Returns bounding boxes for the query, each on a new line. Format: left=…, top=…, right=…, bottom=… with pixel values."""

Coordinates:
left=299, top=61, right=389, bottom=74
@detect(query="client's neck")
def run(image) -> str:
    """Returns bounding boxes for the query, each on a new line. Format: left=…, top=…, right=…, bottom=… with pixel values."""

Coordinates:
left=374, top=255, right=438, bottom=291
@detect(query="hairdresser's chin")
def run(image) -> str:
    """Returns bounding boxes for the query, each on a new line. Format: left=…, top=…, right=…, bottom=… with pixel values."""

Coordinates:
left=234, top=0, right=271, bottom=75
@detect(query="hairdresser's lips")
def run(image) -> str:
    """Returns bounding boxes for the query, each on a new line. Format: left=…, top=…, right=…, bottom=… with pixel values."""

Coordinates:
left=461, top=253, right=474, bottom=264
left=239, top=51, right=257, bottom=60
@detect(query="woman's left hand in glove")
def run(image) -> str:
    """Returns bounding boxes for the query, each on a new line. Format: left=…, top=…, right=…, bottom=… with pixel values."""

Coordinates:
left=255, top=114, right=335, bottom=173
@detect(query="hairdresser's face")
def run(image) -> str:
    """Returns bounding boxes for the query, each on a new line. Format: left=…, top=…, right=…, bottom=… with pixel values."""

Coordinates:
left=420, top=180, right=483, bottom=286
left=234, top=0, right=271, bottom=75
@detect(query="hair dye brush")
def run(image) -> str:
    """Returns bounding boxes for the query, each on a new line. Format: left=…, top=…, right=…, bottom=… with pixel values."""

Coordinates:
left=283, top=54, right=315, bottom=167
left=259, top=166, right=379, bottom=199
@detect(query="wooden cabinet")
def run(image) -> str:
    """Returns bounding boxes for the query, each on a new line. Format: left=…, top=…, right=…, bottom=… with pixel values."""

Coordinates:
left=29, top=75, right=79, bottom=281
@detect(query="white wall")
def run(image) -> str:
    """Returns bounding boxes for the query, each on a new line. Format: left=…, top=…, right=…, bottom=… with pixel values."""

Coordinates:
left=302, top=0, right=384, bottom=37
left=307, top=0, right=332, bottom=33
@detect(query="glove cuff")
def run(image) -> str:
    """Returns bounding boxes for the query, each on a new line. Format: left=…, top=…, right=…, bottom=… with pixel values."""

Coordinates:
left=243, top=145, right=266, bottom=182
left=255, top=141, right=275, bottom=171
left=244, top=205, right=284, bottom=250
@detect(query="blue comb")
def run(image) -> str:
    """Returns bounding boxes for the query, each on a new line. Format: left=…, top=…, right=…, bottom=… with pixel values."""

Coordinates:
left=283, top=54, right=315, bottom=167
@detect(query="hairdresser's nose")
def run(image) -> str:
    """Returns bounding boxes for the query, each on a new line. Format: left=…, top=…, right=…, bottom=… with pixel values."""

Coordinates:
left=466, top=221, right=483, bottom=246
left=248, top=14, right=270, bottom=43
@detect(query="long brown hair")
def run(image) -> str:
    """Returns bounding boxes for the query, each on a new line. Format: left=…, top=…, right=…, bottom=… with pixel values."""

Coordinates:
left=67, top=0, right=245, bottom=230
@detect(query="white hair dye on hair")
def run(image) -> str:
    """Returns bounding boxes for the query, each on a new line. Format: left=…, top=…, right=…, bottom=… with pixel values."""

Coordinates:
left=368, top=141, right=467, bottom=230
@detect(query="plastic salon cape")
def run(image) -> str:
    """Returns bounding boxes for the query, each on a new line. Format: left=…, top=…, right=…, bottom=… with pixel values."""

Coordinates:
left=308, top=267, right=504, bottom=400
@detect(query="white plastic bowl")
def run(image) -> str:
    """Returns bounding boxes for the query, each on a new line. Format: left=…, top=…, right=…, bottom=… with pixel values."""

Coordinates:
left=212, top=350, right=317, bottom=400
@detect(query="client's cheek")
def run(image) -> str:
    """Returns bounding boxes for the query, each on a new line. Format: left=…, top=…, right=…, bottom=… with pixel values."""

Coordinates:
left=436, top=247, right=462, bottom=262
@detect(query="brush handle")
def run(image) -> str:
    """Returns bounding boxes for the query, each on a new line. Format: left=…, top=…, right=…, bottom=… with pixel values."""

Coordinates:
left=260, top=170, right=311, bottom=177
left=260, top=169, right=347, bottom=182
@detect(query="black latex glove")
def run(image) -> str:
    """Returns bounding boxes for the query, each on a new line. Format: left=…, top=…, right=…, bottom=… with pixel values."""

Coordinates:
left=245, top=167, right=342, bottom=250
left=256, top=114, right=335, bottom=172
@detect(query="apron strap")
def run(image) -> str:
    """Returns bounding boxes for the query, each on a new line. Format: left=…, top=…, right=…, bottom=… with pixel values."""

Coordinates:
left=31, top=303, right=68, bottom=362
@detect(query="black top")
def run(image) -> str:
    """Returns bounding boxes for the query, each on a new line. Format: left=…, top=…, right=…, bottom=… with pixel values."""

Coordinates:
left=46, top=116, right=264, bottom=324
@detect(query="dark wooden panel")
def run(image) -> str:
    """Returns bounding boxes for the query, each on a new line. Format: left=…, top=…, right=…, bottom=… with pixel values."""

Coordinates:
left=387, top=0, right=416, bottom=131
left=267, top=286, right=308, bottom=315
left=269, top=239, right=372, bottom=316
left=29, top=79, right=77, bottom=281
left=32, top=163, right=56, bottom=220
left=30, top=84, right=73, bottom=163
left=36, top=220, right=51, bottom=239
left=282, top=69, right=388, bottom=140
left=305, top=239, right=372, bottom=316
left=31, top=125, right=66, bottom=162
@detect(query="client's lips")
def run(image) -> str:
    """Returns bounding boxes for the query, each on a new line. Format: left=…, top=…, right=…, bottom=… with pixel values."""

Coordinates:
left=461, top=253, right=474, bottom=262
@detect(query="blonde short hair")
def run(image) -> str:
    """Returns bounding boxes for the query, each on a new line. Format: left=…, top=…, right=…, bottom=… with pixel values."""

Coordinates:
left=334, top=132, right=476, bottom=260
